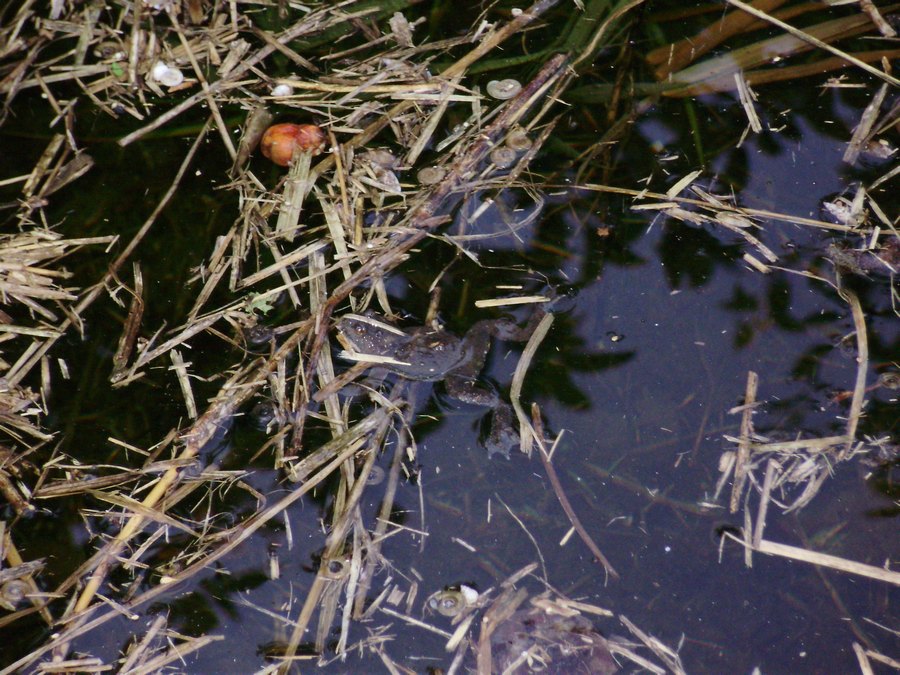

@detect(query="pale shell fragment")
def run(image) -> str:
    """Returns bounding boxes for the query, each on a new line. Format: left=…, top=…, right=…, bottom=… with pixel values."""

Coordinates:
left=506, top=127, right=533, bottom=152
left=374, top=167, right=402, bottom=195
left=150, top=62, right=168, bottom=80
left=417, top=166, right=446, bottom=185
left=486, top=78, right=522, bottom=100
left=459, top=584, right=479, bottom=605
left=151, top=62, right=184, bottom=87
left=365, top=149, right=398, bottom=169
left=490, top=146, right=517, bottom=169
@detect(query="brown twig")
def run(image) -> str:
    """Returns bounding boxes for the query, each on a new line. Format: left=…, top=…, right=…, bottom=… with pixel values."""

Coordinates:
left=839, top=287, right=868, bottom=458
left=531, top=404, right=620, bottom=581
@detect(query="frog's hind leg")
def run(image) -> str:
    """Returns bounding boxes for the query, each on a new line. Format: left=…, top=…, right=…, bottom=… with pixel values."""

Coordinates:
left=444, top=375, right=519, bottom=458
left=444, top=373, right=498, bottom=407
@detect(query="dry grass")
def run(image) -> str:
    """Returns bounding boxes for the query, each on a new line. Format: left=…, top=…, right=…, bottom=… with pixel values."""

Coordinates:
left=0, top=0, right=897, bottom=671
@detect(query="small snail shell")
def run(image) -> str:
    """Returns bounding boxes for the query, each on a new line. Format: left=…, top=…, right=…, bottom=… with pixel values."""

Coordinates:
left=271, top=83, right=293, bottom=97
left=417, top=166, right=446, bottom=185
left=365, top=149, right=398, bottom=169
left=94, top=41, right=125, bottom=61
left=490, top=146, right=517, bottom=169
left=426, top=585, right=478, bottom=618
left=321, top=555, right=351, bottom=580
left=151, top=62, right=184, bottom=87
left=428, top=590, right=465, bottom=617
left=260, top=123, right=327, bottom=166
left=486, top=79, right=521, bottom=100
left=505, top=127, right=533, bottom=152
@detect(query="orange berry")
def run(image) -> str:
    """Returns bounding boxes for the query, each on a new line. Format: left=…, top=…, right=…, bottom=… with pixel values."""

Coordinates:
left=260, top=123, right=327, bottom=166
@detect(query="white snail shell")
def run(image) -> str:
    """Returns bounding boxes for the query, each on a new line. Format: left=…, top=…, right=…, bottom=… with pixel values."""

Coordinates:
left=459, top=584, right=479, bottom=605
left=486, top=79, right=522, bottom=100
left=271, top=83, right=293, bottom=97
left=151, top=62, right=184, bottom=87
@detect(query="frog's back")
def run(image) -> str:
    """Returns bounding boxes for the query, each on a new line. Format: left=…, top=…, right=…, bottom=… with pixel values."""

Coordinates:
left=336, top=314, right=466, bottom=381
left=391, top=328, right=464, bottom=380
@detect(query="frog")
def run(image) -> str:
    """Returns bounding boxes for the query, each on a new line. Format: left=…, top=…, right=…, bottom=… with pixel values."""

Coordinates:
left=334, top=310, right=543, bottom=457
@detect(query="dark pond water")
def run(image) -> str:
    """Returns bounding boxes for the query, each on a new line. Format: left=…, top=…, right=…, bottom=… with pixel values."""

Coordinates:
left=0, top=2, right=897, bottom=673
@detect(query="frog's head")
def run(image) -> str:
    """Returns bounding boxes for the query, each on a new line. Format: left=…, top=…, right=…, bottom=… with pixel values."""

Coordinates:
left=334, top=313, right=407, bottom=358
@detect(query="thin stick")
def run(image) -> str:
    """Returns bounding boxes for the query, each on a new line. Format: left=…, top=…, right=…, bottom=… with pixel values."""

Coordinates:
left=532, top=405, right=620, bottom=580
left=752, top=459, right=777, bottom=548
left=730, top=371, right=758, bottom=513
left=571, top=0, right=648, bottom=70
left=647, top=0, right=791, bottom=76
left=840, top=287, right=868, bottom=457
left=509, top=311, right=553, bottom=455
left=732, top=536, right=900, bottom=585
left=724, top=0, right=900, bottom=87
